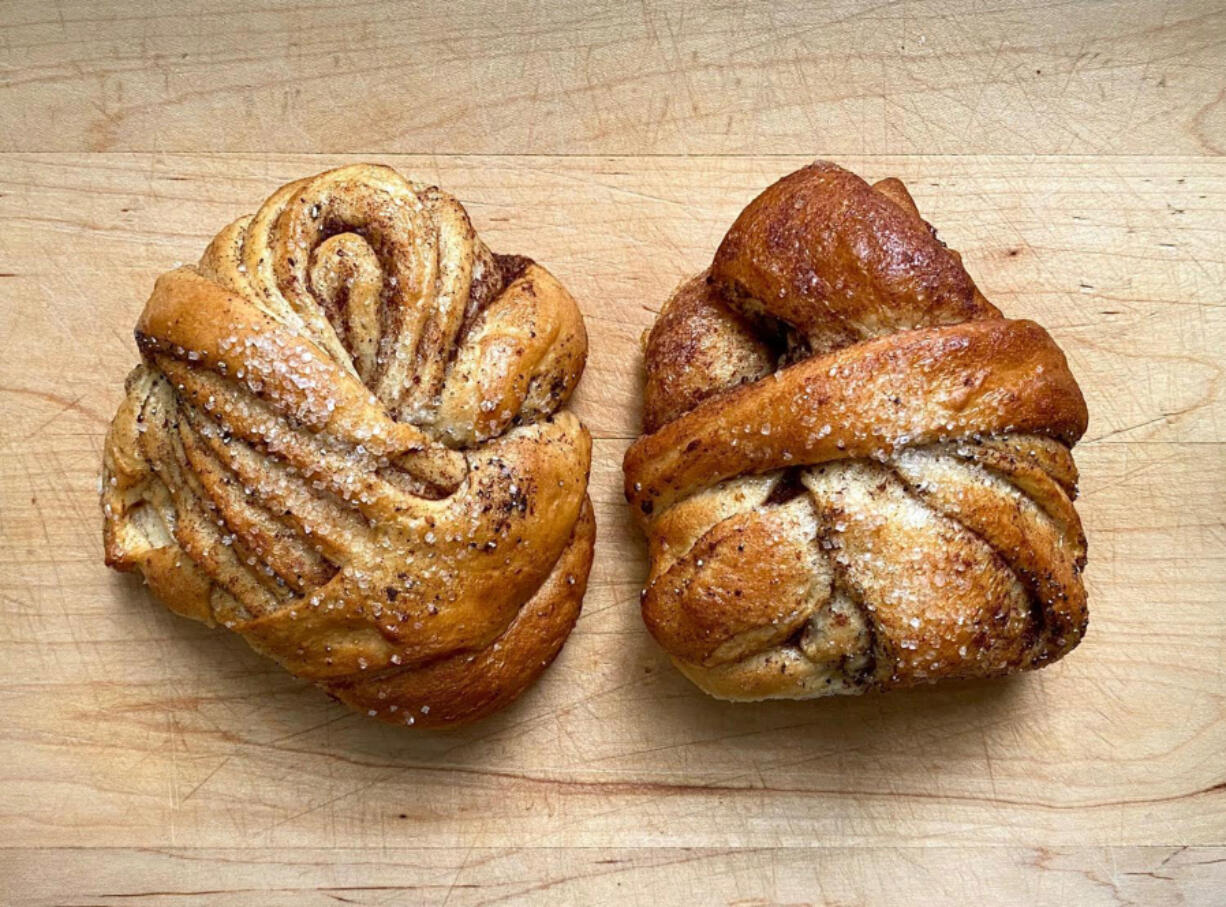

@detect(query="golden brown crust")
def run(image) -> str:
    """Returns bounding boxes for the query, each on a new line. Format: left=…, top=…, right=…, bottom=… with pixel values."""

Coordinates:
left=330, top=499, right=595, bottom=727
left=102, top=164, right=593, bottom=728
left=642, top=272, right=773, bottom=433
left=710, top=162, right=1001, bottom=354
left=624, top=161, right=1089, bottom=701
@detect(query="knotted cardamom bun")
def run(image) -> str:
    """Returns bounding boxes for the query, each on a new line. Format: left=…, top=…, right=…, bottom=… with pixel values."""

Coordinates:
left=624, top=161, right=1088, bottom=701
left=102, top=164, right=593, bottom=727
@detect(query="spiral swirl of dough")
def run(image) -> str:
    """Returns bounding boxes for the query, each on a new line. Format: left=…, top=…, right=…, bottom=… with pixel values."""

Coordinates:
left=103, top=164, right=593, bottom=727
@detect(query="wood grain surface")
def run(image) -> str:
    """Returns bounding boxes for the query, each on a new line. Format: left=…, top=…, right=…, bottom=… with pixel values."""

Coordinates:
left=1, top=2, right=1224, bottom=905
left=4, top=0, right=1226, bottom=155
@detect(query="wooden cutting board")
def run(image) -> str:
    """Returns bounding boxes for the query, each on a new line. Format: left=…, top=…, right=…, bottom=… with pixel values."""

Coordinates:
left=1, top=2, right=1224, bottom=903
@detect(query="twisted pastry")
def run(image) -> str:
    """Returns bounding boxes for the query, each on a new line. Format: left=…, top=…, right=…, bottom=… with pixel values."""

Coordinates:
left=624, top=162, right=1088, bottom=700
left=102, top=164, right=593, bottom=727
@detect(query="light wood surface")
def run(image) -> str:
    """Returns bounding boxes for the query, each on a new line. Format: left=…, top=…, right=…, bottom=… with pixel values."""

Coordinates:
left=1, top=2, right=1224, bottom=904
left=3, top=0, right=1225, bottom=155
